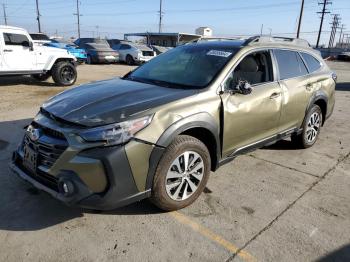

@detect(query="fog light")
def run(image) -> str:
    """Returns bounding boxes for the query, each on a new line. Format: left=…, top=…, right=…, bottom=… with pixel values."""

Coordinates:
left=59, top=180, right=74, bottom=196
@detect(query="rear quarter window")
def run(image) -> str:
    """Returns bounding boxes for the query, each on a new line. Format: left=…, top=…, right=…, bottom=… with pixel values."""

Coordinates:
left=300, top=52, right=322, bottom=73
left=274, top=49, right=308, bottom=80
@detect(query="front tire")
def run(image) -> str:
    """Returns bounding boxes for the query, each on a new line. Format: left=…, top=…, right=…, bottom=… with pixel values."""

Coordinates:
left=292, top=104, right=322, bottom=148
left=51, top=61, right=77, bottom=86
left=151, top=135, right=211, bottom=211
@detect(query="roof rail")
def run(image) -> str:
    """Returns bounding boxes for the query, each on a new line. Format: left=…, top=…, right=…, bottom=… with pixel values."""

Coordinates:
left=243, top=36, right=311, bottom=48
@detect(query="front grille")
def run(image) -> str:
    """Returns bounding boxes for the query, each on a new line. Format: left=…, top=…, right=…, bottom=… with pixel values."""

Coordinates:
left=142, top=51, right=154, bottom=57
left=23, top=133, right=68, bottom=169
left=17, top=122, right=69, bottom=191
left=32, top=122, right=66, bottom=140
left=17, top=159, right=59, bottom=191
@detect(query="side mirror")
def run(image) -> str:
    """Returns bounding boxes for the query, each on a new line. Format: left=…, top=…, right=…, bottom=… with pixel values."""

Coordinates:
left=22, top=41, right=30, bottom=47
left=229, top=80, right=253, bottom=95
left=22, top=41, right=34, bottom=51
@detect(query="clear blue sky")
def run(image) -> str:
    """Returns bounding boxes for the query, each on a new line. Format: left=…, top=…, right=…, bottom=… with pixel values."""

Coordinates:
left=2, top=0, right=350, bottom=46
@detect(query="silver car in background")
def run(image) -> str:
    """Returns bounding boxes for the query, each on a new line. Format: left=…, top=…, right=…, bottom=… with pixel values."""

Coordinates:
left=112, top=41, right=156, bottom=65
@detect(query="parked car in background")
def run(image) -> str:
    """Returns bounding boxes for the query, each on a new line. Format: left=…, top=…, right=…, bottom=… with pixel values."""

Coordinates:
left=45, top=40, right=87, bottom=64
left=74, top=37, right=109, bottom=47
left=151, top=45, right=172, bottom=55
left=112, top=42, right=156, bottom=65
left=84, top=43, right=119, bottom=64
left=1, top=26, right=77, bottom=86
left=74, top=38, right=119, bottom=64
left=30, top=33, right=51, bottom=45
left=337, top=51, right=350, bottom=61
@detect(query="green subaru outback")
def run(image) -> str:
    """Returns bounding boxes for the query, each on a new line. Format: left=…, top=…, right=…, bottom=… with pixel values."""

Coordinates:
left=11, top=36, right=336, bottom=211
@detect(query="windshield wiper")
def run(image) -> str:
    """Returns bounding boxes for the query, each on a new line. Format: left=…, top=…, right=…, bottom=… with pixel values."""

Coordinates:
left=123, top=75, right=195, bottom=89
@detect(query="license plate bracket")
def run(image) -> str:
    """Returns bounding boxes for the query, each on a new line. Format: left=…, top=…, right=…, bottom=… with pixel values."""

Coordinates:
left=23, top=144, right=37, bottom=174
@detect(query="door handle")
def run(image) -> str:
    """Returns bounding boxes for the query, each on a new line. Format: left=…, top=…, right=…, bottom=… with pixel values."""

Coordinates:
left=270, top=92, right=281, bottom=99
left=3, top=49, right=13, bottom=52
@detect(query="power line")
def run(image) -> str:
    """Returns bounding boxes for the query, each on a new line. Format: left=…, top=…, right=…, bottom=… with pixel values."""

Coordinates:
left=316, top=0, right=332, bottom=48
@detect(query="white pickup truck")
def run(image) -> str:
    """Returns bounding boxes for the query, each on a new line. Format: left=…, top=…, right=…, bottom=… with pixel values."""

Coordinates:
left=0, top=26, right=77, bottom=86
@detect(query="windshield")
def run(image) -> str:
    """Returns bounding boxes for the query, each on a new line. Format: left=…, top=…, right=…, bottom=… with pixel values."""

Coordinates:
left=129, top=44, right=237, bottom=88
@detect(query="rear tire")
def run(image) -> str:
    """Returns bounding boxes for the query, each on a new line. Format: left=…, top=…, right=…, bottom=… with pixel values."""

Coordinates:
left=126, top=55, right=134, bottom=65
left=291, top=104, right=322, bottom=149
left=51, top=61, right=77, bottom=86
left=151, top=135, right=211, bottom=211
left=31, top=73, right=51, bottom=81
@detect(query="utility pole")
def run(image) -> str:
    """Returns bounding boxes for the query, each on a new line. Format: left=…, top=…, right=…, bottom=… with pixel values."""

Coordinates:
left=73, top=0, right=82, bottom=38
left=35, top=0, right=41, bottom=32
left=340, top=33, right=346, bottom=48
left=2, top=4, right=7, bottom=25
left=296, top=0, right=305, bottom=38
left=328, top=14, right=340, bottom=48
left=338, top=24, right=345, bottom=47
left=158, top=0, right=163, bottom=33
left=260, top=24, right=264, bottom=36
left=316, top=0, right=331, bottom=48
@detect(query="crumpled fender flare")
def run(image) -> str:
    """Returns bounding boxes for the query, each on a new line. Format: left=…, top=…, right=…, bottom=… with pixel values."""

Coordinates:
left=145, top=112, right=221, bottom=190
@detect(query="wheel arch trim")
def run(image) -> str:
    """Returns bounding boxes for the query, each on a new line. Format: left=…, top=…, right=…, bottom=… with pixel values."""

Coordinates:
left=306, top=90, right=328, bottom=125
left=145, top=112, right=221, bottom=190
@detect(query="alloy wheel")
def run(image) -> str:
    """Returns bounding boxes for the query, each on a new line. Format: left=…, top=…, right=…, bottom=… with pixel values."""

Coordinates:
left=165, top=151, right=204, bottom=201
left=60, top=66, right=75, bottom=83
left=306, top=112, right=321, bottom=143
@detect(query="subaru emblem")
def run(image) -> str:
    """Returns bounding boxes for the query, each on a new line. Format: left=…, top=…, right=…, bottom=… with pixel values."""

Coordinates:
left=26, top=125, right=41, bottom=141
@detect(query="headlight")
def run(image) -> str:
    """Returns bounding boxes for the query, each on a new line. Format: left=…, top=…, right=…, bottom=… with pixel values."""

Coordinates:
left=79, top=115, right=152, bottom=146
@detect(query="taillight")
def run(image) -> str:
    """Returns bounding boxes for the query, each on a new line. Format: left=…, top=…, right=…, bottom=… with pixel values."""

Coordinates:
left=332, top=72, right=337, bottom=82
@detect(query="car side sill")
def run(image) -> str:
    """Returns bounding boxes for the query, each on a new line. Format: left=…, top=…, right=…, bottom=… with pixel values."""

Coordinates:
left=218, top=127, right=298, bottom=168
left=0, top=70, right=47, bottom=76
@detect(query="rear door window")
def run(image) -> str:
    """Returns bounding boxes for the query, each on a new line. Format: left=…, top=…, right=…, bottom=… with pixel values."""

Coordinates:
left=300, top=52, right=322, bottom=73
left=274, top=49, right=308, bottom=80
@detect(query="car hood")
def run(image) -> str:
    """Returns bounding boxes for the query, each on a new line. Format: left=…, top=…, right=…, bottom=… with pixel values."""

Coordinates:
left=42, top=78, right=197, bottom=127
left=37, top=45, right=70, bottom=55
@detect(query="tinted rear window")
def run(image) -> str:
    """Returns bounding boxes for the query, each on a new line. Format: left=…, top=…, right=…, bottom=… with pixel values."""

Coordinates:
left=300, top=52, right=322, bottom=73
left=274, top=49, right=308, bottom=80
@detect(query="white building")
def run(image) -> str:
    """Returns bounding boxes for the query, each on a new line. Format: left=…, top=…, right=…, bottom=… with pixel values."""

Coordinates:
left=195, top=27, right=213, bottom=37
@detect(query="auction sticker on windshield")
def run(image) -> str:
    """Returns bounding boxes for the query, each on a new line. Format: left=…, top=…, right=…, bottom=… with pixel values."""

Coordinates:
left=207, top=50, right=232, bottom=57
